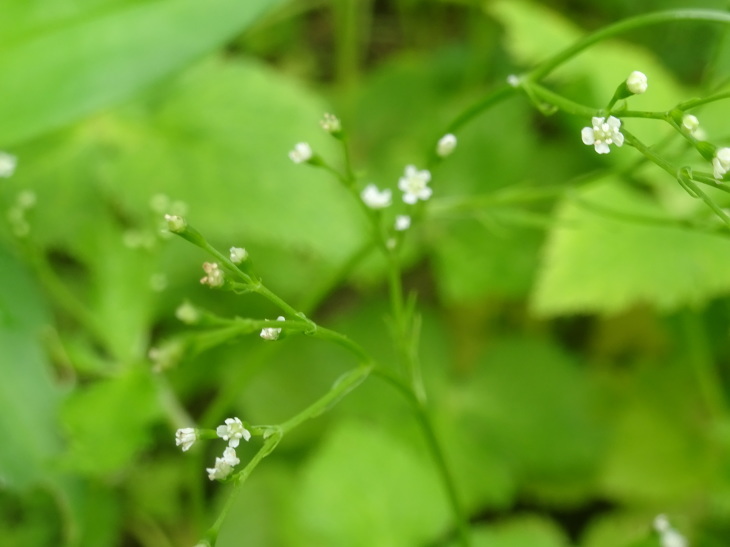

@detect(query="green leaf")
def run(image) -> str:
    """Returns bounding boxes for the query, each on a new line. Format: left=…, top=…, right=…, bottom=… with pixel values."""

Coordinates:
left=0, top=0, right=281, bottom=147
left=464, top=516, right=570, bottom=547
left=444, top=337, right=605, bottom=499
left=532, top=179, right=730, bottom=316
left=60, top=367, right=161, bottom=475
left=14, top=57, right=365, bottom=302
left=290, top=420, right=450, bottom=547
left=0, top=247, right=62, bottom=489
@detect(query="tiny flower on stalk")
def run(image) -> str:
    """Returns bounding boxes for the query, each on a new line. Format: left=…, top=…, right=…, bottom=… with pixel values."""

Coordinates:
left=229, top=246, right=248, bottom=264
left=653, top=515, right=687, bottom=547
left=289, top=142, right=313, bottom=164
left=682, top=114, right=699, bottom=134
left=200, top=262, right=224, bottom=288
left=506, top=74, right=521, bottom=88
left=216, top=417, right=251, bottom=448
left=260, top=316, right=285, bottom=341
left=175, top=428, right=197, bottom=451
left=581, top=116, right=624, bottom=155
left=175, top=300, right=200, bottom=325
left=436, top=134, right=457, bottom=157
left=395, top=215, right=411, bottom=231
left=398, top=165, right=432, bottom=204
left=713, top=148, right=730, bottom=180
left=0, top=152, right=17, bottom=178
left=626, top=71, right=648, bottom=95
left=361, top=184, right=392, bottom=209
left=164, top=214, right=186, bottom=234
left=320, top=113, right=342, bottom=135
left=206, top=447, right=240, bottom=481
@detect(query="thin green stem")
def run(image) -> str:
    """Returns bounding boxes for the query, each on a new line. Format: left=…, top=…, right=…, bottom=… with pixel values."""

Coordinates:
left=677, top=89, right=730, bottom=111
left=530, top=10, right=730, bottom=81
left=444, top=84, right=514, bottom=135
left=204, top=365, right=372, bottom=545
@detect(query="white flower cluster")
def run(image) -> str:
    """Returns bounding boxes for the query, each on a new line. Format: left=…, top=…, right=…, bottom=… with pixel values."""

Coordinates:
left=582, top=116, right=624, bottom=155
left=260, top=316, right=285, bottom=341
left=626, top=70, right=648, bottom=95
left=653, top=514, right=687, bottom=547
left=713, top=147, right=730, bottom=181
left=200, top=262, right=224, bottom=288
left=175, top=417, right=252, bottom=481
left=0, top=152, right=17, bottom=178
left=289, top=142, right=313, bottom=164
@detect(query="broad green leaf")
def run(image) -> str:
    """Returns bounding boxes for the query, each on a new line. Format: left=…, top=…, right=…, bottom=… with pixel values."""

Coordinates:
left=60, top=367, right=161, bottom=475
left=14, top=57, right=364, bottom=302
left=290, top=420, right=450, bottom=547
left=532, top=179, right=730, bottom=316
left=431, top=217, right=542, bottom=302
left=443, top=337, right=605, bottom=500
left=0, top=0, right=281, bottom=147
left=0, top=247, right=62, bottom=489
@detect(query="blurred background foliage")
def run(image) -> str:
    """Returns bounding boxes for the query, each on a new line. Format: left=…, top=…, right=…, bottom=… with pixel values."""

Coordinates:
left=1, top=0, right=730, bottom=545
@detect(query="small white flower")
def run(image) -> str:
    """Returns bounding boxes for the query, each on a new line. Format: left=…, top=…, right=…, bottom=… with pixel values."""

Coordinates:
left=221, top=447, right=240, bottom=466
left=175, top=427, right=197, bottom=451
left=506, top=74, right=521, bottom=87
left=229, top=246, right=248, bottom=264
left=712, top=147, right=730, bottom=180
left=682, top=114, right=699, bottom=133
left=175, top=301, right=200, bottom=324
left=260, top=316, right=285, bottom=341
left=164, top=214, right=186, bottom=233
left=436, top=134, right=457, bottom=157
left=626, top=71, right=648, bottom=94
left=653, top=515, right=686, bottom=547
left=395, top=215, right=411, bottom=231
left=398, top=165, right=432, bottom=204
left=289, top=142, right=313, bottom=164
left=206, top=456, right=234, bottom=481
left=581, top=116, right=624, bottom=155
left=216, top=417, right=252, bottom=448
left=0, top=152, right=17, bottom=178
left=361, top=184, right=392, bottom=209
left=200, top=262, right=224, bottom=288
left=320, top=113, right=341, bottom=134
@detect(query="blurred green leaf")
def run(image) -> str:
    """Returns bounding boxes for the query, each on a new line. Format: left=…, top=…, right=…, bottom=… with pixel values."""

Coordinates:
left=532, top=179, right=730, bottom=316
left=0, top=248, right=62, bottom=489
left=290, top=420, right=450, bottom=547
left=60, top=366, right=160, bottom=475
left=15, top=57, right=365, bottom=302
left=431, top=216, right=542, bottom=302
left=0, top=0, right=281, bottom=147
left=444, top=337, right=605, bottom=499
left=464, top=516, right=569, bottom=547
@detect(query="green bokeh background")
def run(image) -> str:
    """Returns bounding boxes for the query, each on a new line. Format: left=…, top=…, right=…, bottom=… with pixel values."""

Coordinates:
left=1, top=0, right=730, bottom=545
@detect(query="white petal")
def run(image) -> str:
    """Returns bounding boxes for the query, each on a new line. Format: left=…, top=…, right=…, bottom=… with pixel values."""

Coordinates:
left=581, top=128, right=595, bottom=145
left=594, top=142, right=611, bottom=154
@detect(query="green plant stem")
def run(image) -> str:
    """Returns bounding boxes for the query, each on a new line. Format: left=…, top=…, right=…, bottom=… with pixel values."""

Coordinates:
left=445, top=9, right=730, bottom=136
left=445, top=84, right=514, bottom=135
left=530, top=9, right=730, bottom=81
left=678, top=89, right=730, bottom=110
left=204, top=365, right=372, bottom=546
left=381, top=250, right=469, bottom=544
